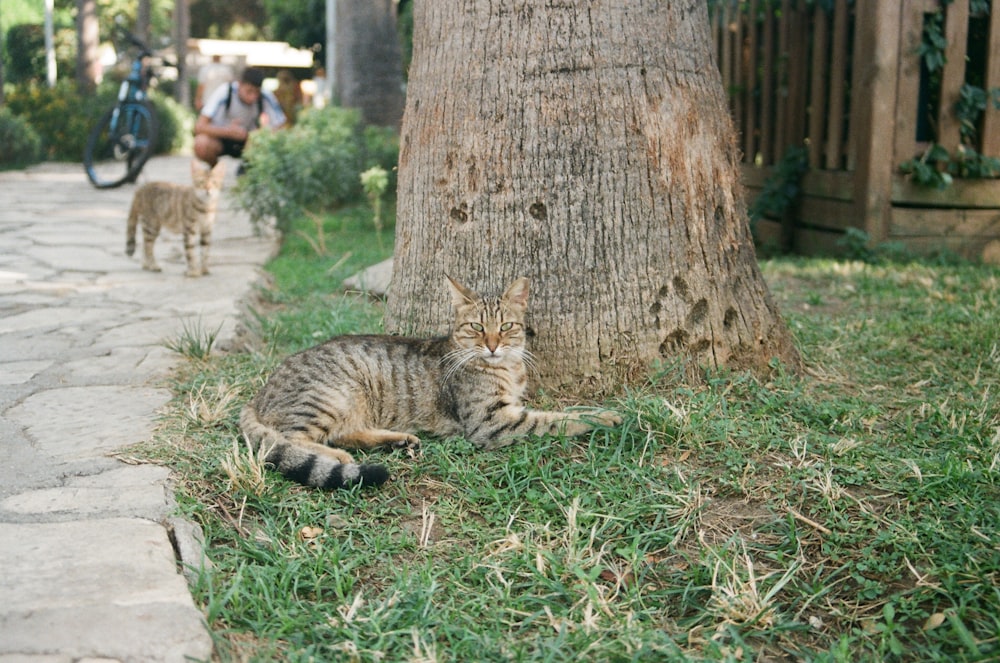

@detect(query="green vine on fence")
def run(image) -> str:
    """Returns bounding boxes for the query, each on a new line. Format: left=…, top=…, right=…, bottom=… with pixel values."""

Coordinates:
left=748, top=145, right=808, bottom=240
left=900, top=1, right=1000, bottom=188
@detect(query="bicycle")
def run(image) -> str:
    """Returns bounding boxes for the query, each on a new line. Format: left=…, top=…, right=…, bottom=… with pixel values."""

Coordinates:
left=83, top=31, right=165, bottom=189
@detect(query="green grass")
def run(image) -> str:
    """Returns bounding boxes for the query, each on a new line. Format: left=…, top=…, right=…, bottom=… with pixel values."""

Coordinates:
left=146, top=210, right=1000, bottom=662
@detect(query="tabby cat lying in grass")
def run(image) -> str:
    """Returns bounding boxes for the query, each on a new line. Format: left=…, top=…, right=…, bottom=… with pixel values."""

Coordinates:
left=125, top=160, right=225, bottom=277
left=240, top=275, right=621, bottom=490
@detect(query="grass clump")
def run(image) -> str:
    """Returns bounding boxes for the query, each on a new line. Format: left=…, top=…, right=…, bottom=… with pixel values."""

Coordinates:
left=163, top=317, right=223, bottom=360
left=144, top=211, right=1000, bottom=661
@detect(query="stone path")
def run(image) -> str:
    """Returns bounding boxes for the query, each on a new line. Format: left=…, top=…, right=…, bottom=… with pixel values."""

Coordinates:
left=0, top=155, right=275, bottom=662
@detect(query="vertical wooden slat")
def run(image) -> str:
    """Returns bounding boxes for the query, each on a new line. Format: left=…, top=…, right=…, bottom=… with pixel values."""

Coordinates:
left=846, top=0, right=862, bottom=171
left=743, top=0, right=759, bottom=163
left=760, top=1, right=775, bottom=165
left=732, top=1, right=744, bottom=141
left=808, top=6, right=829, bottom=168
left=937, top=0, right=969, bottom=152
left=982, top=2, right=1000, bottom=156
left=787, top=5, right=810, bottom=151
left=893, top=1, right=932, bottom=166
left=721, top=1, right=734, bottom=118
left=824, top=0, right=849, bottom=170
left=774, top=0, right=791, bottom=160
left=852, top=0, right=903, bottom=242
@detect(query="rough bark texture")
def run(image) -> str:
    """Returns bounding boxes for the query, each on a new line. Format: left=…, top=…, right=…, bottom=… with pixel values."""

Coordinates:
left=386, top=0, right=801, bottom=392
left=335, top=0, right=406, bottom=128
left=75, top=0, right=100, bottom=94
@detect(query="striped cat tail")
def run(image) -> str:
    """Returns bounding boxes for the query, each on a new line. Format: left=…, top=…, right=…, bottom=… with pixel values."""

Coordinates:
left=239, top=405, right=389, bottom=490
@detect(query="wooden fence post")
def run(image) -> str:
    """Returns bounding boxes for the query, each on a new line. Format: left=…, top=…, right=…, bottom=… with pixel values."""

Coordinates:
left=851, top=1, right=902, bottom=244
left=981, top=6, right=1000, bottom=156
left=937, top=0, right=970, bottom=153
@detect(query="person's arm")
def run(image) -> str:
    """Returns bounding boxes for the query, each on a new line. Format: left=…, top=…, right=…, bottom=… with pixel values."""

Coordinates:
left=194, top=114, right=249, bottom=142
left=261, top=92, right=288, bottom=130
left=195, top=84, right=251, bottom=141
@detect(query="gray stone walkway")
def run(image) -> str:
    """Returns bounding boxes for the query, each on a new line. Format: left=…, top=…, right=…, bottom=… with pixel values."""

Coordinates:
left=0, top=155, right=275, bottom=662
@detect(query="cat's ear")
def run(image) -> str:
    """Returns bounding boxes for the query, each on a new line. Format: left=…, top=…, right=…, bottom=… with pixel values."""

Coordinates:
left=503, top=277, right=530, bottom=308
left=210, top=161, right=227, bottom=184
left=445, top=274, right=478, bottom=309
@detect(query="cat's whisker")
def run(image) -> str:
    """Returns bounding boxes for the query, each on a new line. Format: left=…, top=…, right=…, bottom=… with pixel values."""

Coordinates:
left=517, top=348, right=541, bottom=377
left=440, top=347, right=478, bottom=383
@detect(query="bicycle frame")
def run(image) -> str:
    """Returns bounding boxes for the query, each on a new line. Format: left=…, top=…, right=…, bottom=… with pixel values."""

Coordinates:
left=108, top=48, right=151, bottom=148
left=83, top=31, right=161, bottom=188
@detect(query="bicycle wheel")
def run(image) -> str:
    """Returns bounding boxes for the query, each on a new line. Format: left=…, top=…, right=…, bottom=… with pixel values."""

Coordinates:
left=83, top=100, right=159, bottom=189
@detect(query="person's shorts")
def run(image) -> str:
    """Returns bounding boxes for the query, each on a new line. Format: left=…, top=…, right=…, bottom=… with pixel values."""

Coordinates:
left=220, top=139, right=246, bottom=159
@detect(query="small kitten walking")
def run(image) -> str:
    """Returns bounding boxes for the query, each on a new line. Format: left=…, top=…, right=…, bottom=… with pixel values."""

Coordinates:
left=125, top=160, right=226, bottom=277
left=240, top=276, right=621, bottom=490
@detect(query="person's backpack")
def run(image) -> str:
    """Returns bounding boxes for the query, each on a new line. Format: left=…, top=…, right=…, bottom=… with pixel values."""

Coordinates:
left=224, top=82, right=264, bottom=120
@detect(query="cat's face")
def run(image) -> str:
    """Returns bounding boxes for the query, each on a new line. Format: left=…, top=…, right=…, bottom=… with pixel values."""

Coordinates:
left=191, top=160, right=226, bottom=199
left=447, top=276, right=529, bottom=364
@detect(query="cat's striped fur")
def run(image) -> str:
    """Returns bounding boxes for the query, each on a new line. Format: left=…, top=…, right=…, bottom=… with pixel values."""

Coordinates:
left=239, top=276, right=620, bottom=490
left=125, top=160, right=225, bottom=277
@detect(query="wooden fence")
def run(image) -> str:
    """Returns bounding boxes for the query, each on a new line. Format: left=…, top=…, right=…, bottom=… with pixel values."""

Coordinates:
left=710, top=0, right=1000, bottom=262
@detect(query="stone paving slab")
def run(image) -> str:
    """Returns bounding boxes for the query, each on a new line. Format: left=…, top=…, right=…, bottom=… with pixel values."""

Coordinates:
left=0, top=155, right=275, bottom=662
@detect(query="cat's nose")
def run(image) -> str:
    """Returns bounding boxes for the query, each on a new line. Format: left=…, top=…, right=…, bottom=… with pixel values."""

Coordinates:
left=485, top=335, right=499, bottom=353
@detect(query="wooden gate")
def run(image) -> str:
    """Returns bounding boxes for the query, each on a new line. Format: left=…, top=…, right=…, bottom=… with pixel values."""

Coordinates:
left=711, top=0, right=1000, bottom=262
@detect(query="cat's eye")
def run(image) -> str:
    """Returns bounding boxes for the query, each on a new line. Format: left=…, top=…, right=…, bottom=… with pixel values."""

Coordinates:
left=469, top=323, right=484, bottom=332
left=500, top=322, right=514, bottom=332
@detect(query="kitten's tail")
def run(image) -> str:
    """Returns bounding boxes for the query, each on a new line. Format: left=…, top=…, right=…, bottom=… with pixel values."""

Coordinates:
left=125, top=200, right=138, bottom=257
left=239, top=404, right=389, bottom=490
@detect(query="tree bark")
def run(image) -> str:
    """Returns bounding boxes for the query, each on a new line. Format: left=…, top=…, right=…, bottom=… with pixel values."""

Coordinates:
left=75, top=0, right=100, bottom=94
left=174, top=0, right=191, bottom=108
left=386, top=0, right=801, bottom=393
left=335, top=0, right=405, bottom=128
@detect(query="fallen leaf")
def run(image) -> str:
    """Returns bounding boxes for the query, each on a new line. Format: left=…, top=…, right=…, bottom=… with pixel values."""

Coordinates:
left=299, top=525, right=324, bottom=541
left=923, top=612, right=946, bottom=631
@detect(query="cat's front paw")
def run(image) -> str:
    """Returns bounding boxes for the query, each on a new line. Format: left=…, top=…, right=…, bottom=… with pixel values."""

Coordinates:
left=603, top=410, right=623, bottom=426
left=184, top=269, right=203, bottom=278
left=582, top=409, right=622, bottom=427
left=142, top=263, right=162, bottom=272
left=393, top=434, right=420, bottom=459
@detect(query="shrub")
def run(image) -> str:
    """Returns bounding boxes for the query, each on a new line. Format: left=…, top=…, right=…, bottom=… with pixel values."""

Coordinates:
left=148, top=91, right=194, bottom=154
left=4, top=24, right=76, bottom=84
left=0, top=108, right=44, bottom=169
left=234, top=107, right=400, bottom=233
left=4, top=82, right=104, bottom=161
left=4, top=81, right=192, bottom=161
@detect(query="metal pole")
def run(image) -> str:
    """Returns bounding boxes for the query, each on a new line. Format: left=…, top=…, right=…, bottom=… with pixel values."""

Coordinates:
left=326, top=0, right=336, bottom=104
left=45, top=0, right=56, bottom=87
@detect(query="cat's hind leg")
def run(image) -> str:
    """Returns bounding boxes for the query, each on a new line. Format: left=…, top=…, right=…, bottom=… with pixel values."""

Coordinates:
left=331, top=429, right=421, bottom=453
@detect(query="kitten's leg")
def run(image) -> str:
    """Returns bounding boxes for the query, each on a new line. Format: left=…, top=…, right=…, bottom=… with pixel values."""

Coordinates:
left=183, top=229, right=201, bottom=277
left=141, top=221, right=161, bottom=271
left=199, top=227, right=211, bottom=275
left=331, top=429, right=421, bottom=452
left=472, top=406, right=621, bottom=450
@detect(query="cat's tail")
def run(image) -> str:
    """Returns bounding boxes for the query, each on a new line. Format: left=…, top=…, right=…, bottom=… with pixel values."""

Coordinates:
left=125, top=200, right=138, bottom=257
left=239, top=404, right=390, bottom=490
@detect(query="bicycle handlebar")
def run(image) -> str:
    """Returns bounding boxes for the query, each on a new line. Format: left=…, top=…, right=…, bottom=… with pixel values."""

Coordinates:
left=124, top=31, right=153, bottom=58
left=121, top=29, right=176, bottom=68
